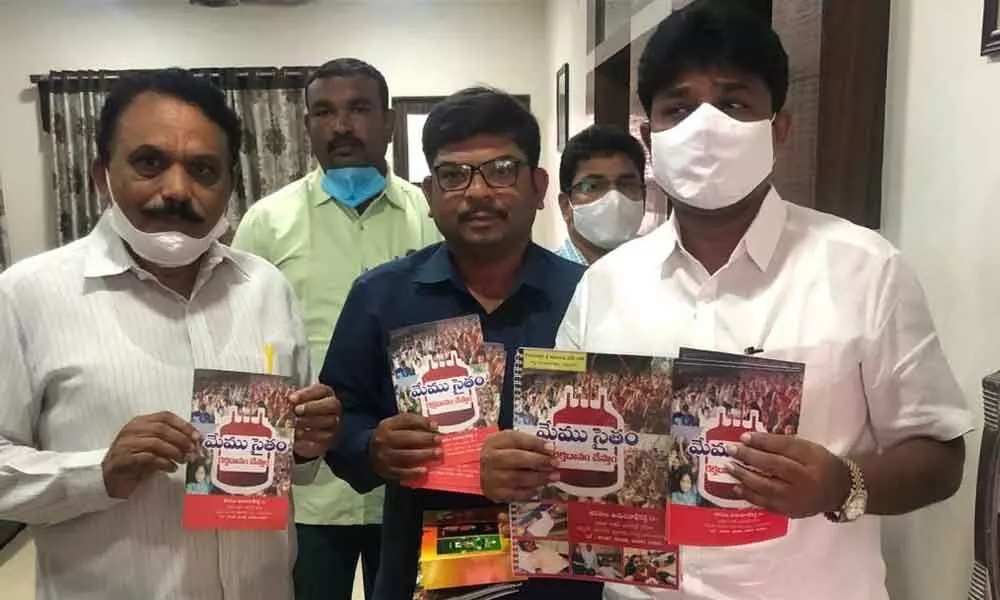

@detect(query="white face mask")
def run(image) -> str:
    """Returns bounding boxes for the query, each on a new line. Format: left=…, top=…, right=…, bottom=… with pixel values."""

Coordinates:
left=571, top=189, right=645, bottom=250
left=105, top=172, right=229, bottom=268
left=650, top=103, right=775, bottom=211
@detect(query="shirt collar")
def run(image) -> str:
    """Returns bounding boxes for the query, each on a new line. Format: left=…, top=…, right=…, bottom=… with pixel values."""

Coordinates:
left=559, top=239, right=589, bottom=266
left=742, top=188, right=787, bottom=271
left=308, top=166, right=406, bottom=210
left=658, top=187, right=787, bottom=272
left=413, top=242, right=553, bottom=292
left=83, top=211, right=250, bottom=281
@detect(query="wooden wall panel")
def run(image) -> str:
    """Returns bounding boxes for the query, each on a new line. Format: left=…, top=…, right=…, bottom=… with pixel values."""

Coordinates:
left=772, top=0, right=823, bottom=209
left=589, top=0, right=889, bottom=227
left=814, top=0, right=890, bottom=228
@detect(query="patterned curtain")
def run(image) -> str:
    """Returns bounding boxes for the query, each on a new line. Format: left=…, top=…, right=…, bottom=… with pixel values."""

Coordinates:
left=42, top=69, right=313, bottom=245
left=0, top=173, right=10, bottom=271
left=222, top=73, right=313, bottom=221
left=46, top=72, right=111, bottom=246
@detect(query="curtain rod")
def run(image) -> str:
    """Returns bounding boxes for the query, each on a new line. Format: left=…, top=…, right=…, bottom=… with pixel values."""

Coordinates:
left=30, top=65, right=318, bottom=135
left=30, top=66, right=316, bottom=84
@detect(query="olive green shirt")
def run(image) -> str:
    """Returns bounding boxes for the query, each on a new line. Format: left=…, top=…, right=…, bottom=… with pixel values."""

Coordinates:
left=232, top=167, right=441, bottom=525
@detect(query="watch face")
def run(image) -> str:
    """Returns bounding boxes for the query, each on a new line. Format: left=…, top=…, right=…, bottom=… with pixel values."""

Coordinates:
left=844, top=492, right=868, bottom=521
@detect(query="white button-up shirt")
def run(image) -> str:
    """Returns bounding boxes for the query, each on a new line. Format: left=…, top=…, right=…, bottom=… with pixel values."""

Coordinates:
left=0, top=215, right=316, bottom=600
left=556, top=189, right=975, bottom=600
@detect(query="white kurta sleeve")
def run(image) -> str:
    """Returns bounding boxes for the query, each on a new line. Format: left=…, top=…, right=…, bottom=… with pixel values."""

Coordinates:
left=0, top=286, right=122, bottom=525
left=861, top=254, right=976, bottom=448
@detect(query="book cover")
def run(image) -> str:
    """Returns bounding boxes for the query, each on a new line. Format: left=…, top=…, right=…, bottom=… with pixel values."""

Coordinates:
left=668, top=349, right=805, bottom=546
left=415, top=507, right=524, bottom=599
left=511, top=348, right=680, bottom=590
left=390, top=316, right=503, bottom=494
left=183, top=369, right=297, bottom=530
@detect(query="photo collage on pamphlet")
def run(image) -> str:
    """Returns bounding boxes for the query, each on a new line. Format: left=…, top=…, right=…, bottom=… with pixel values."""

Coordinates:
left=504, top=347, right=807, bottom=589
left=511, top=348, right=680, bottom=590
left=668, top=348, right=805, bottom=546
left=183, top=369, right=297, bottom=531
left=390, top=315, right=505, bottom=495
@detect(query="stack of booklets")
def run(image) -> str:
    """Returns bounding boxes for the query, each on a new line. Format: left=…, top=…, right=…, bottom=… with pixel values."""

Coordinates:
left=183, top=369, right=298, bottom=530
left=415, top=508, right=524, bottom=599
left=509, top=347, right=805, bottom=589
left=390, top=315, right=505, bottom=495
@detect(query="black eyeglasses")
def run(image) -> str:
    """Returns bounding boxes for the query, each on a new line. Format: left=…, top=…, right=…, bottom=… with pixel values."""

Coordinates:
left=432, top=157, right=524, bottom=192
left=569, top=177, right=646, bottom=201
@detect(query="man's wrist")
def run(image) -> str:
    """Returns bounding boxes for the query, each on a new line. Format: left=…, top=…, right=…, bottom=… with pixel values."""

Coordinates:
left=828, top=455, right=854, bottom=513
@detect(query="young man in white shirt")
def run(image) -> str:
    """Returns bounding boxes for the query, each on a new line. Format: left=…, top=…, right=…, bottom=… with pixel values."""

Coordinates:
left=0, top=69, right=341, bottom=600
left=480, top=1, right=975, bottom=599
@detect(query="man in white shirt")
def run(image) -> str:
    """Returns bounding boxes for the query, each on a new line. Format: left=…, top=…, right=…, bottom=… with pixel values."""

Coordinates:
left=0, top=68, right=341, bottom=600
left=579, top=544, right=599, bottom=573
left=480, top=2, right=974, bottom=599
left=526, top=508, right=556, bottom=538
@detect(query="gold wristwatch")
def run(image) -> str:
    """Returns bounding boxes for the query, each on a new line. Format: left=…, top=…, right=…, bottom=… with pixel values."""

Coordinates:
left=824, top=456, right=868, bottom=523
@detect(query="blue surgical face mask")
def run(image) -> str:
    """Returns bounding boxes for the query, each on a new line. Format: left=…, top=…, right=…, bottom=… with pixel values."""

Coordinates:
left=321, top=166, right=387, bottom=209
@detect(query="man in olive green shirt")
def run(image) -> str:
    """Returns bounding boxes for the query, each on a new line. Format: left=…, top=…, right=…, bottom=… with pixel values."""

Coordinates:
left=233, top=58, right=439, bottom=600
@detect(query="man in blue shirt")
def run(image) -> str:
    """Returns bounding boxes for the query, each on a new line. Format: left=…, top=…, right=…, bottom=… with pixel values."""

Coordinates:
left=555, top=124, right=648, bottom=267
left=321, top=88, right=593, bottom=599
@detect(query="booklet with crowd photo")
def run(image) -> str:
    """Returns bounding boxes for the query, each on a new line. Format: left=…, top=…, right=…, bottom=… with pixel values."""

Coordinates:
left=510, top=348, right=680, bottom=590
left=390, top=316, right=504, bottom=495
left=667, top=348, right=805, bottom=546
left=413, top=508, right=524, bottom=600
left=183, top=369, right=297, bottom=531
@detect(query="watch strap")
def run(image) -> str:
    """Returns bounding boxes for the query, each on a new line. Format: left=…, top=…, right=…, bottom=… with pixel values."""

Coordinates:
left=824, top=456, right=865, bottom=523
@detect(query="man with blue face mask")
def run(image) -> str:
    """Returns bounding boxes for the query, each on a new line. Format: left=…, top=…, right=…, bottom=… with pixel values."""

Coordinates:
left=483, top=2, right=974, bottom=600
left=555, top=124, right=648, bottom=266
left=232, top=58, right=439, bottom=600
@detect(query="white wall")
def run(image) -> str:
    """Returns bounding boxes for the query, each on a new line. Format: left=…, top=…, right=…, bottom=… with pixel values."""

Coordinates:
left=881, top=1, right=997, bottom=599
left=539, top=0, right=591, bottom=248
left=0, top=0, right=550, bottom=262
left=540, top=0, right=674, bottom=248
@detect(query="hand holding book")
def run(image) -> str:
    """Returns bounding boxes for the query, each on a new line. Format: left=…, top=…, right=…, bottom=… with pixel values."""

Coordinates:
left=288, top=383, right=342, bottom=460
left=480, top=431, right=558, bottom=503
left=371, top=412, right=443, bottom=481
left=726, top=432, right=851, bottom=519
left=103, top=411, right=200, bottom=499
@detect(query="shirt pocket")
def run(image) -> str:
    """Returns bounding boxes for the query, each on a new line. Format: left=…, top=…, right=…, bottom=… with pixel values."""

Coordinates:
left=208, top=341, right=298, bottom=380
left=759, top=342, right=867, bottom=450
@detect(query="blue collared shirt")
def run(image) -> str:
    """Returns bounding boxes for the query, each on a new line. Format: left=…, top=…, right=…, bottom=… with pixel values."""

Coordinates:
left=320, top=242, right=598, bottom=599
left=554, top=238, right=589, bottom=266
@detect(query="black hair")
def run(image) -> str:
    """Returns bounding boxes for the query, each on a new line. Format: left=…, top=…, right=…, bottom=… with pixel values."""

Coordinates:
left=422, top=87, right=540, bottom=169
left=559, top=124, right=647, bottom=193
left=305, top=57, right=389, bottom=111
left=637, top=0, right=789, bottom=115
left=97, top=68, right=242, bottom=171
left=670, top=465, right=696, bottom=493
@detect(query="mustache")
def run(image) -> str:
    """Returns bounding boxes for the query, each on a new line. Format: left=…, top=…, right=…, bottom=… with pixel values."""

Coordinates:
left=327, top=135, right=364, bottom=152
left=459, top=205, right=507, bottom=221
left=141, top=200, right=205, bottom=224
